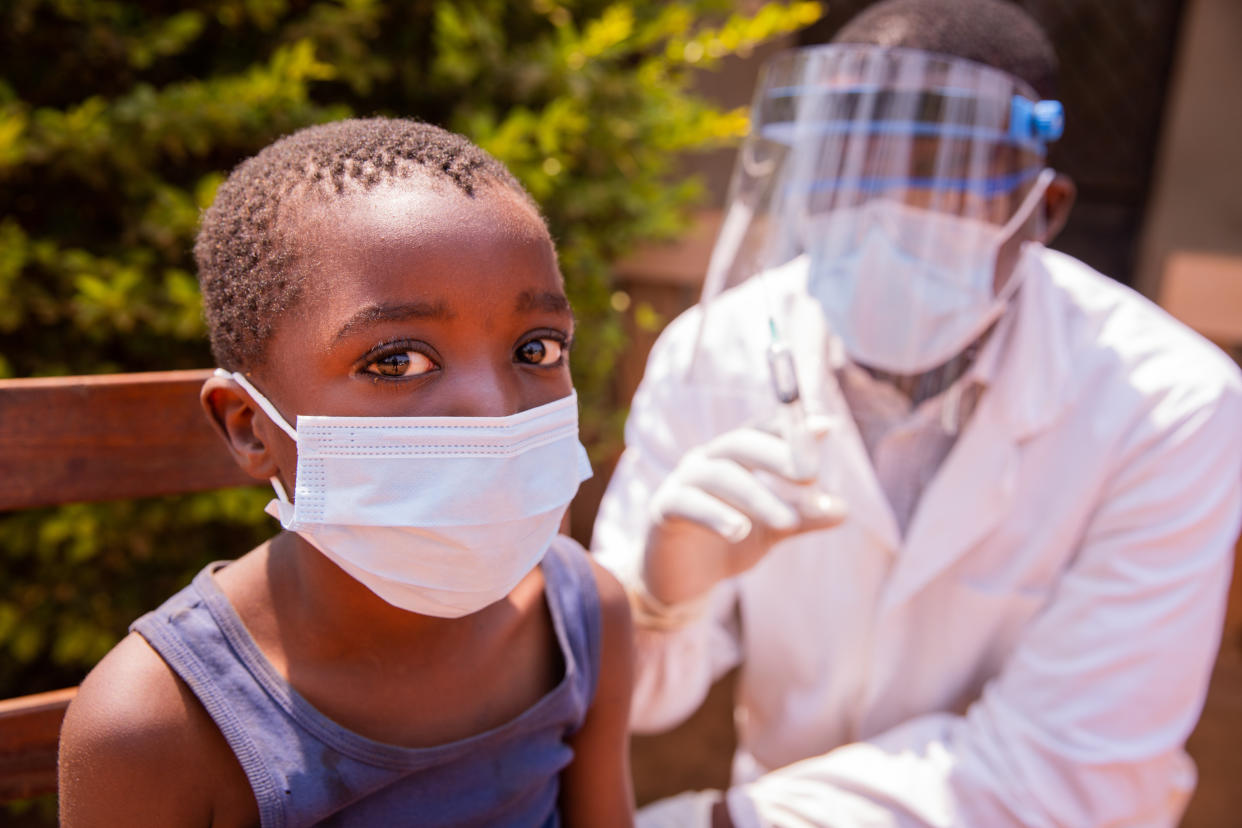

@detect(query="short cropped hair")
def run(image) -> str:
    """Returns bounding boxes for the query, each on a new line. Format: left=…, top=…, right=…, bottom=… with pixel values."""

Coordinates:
left=832, top=0, right=1059, bottom=98
left=194, top=118, right=541, bottom=372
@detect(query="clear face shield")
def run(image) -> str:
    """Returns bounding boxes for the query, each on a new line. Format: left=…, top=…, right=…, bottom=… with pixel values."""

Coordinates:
left=696, top=44, right=1064, bottom=397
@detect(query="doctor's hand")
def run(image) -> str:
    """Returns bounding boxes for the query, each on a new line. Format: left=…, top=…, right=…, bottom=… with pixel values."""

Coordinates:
left=640, top=417, right=847, bottom=610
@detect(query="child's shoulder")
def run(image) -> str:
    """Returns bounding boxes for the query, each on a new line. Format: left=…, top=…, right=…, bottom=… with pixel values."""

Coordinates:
left=61, top=632, right=218, bottom=768
left=581, top=544, right=631, bottom=639
left=58, top=632, right=255, bottom=826
left=580, top=544, right=633, bottom=702
left=545, top=534, right=631, bottom=637
left=550, top=537, right=635, bottom=825
left=544, top=535, right=633, bottom=699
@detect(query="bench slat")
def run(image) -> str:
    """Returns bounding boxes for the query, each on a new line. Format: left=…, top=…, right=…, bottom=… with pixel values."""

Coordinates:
left=0, top=370, right=255, bottom=510
left=0, top=687, right=76, bottom=802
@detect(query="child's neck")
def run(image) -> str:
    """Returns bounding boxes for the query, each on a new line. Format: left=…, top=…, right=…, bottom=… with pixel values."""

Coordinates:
left=217, top=534, right=496, bottom=671
left=210, top=532, right=558, bottom=748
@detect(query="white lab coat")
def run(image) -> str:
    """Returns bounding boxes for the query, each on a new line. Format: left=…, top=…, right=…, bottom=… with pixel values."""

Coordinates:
left=592, top=246, right=1242, bottom=827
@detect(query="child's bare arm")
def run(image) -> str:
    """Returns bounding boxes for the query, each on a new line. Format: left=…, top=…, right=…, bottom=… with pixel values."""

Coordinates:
left=559, top=556, right=636, bottom=827
left=58, top=633, right=250, bottom=827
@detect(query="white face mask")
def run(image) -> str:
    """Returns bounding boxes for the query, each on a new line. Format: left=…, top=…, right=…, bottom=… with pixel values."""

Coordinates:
left=807, top=169, right=1054, bottom=374
left=225, top=371, right=592, bottom=618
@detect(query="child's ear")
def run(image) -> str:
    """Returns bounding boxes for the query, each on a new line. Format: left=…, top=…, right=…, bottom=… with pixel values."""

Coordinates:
left=200, top=375, right=282, bottom=482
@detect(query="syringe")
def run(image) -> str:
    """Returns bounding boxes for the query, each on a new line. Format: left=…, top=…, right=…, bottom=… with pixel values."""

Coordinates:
left=766, top=321, right=818, bottom=481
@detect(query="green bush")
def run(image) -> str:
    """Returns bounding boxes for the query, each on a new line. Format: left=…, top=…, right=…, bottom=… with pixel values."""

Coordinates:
left=0, top=0, right=821, bottom=717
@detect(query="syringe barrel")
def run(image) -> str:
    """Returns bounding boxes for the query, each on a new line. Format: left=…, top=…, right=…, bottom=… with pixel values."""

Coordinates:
left=783, top=399, right=818, bottom=480
left=767, top=341, right=801, bottom=404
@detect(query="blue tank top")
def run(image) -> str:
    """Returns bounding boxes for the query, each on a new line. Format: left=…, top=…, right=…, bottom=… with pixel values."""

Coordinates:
left=132, top=535, right=601, bottom=828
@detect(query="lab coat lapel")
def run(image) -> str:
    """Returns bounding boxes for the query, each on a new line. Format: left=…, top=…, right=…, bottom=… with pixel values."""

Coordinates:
left=792, top=283, right=904, bottom=555
left=832, top=398, right=903, bottom=555
left=882, top=400, right=1018, bottom=611
left=880, top=247, right=1074, bottom=612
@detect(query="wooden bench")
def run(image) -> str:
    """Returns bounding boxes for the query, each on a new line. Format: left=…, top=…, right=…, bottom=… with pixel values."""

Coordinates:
left=0, top=369, right=252, bottom=803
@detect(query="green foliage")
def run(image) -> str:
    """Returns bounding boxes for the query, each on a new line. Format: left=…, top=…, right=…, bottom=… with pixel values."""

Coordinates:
left=0, top=0, right=821, bottom=724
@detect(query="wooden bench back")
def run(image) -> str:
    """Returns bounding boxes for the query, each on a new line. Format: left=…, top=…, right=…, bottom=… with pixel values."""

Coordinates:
left=0, top=369, right=251, bottom=802
left=0, top=370, right=250, bottom=511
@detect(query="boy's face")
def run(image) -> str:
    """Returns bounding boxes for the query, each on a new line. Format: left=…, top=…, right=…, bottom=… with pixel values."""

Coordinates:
left=249, top=178, right=573, bottom=474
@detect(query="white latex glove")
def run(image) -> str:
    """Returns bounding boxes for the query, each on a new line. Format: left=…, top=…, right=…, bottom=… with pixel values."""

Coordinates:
left=641, top=416, right=847, bottom=610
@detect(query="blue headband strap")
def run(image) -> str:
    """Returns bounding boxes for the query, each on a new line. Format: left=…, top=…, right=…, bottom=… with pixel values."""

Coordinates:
left=761, top=88, right=1064, bottom=149
left=790, top=165, right=1043, bottom=197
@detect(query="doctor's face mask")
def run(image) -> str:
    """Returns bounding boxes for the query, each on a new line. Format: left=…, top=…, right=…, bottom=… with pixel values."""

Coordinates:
left=694, top=44, right=1065, bottom=375
left=225, top=370, right=592, bottom=618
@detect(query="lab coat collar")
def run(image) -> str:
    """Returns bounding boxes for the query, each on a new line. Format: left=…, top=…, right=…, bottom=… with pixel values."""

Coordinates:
left=796, top=293, right=905, bottom=553
left=986, top=244, right=1075, bottom=440
left=823, top=375, right=905, bottom=554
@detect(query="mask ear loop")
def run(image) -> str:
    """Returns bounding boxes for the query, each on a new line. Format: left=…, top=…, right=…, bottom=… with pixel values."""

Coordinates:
left=993, top=167, right=1055, bottom=302
left=213, top=368, right=299, bottom=504
left=937, top=169, right=1054, bottom=436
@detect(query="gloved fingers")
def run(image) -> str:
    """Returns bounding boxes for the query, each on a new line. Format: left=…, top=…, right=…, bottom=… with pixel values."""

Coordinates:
left=788, top=488, right=849, bottom=530
left=761, top=462, right=850, bottom=528
left=652, top=482, right=753, bottom=543
left=682, top=457, right=801, bottom=533
left=704, top=416, right=837, bottom=482
left=807, top=413, right=838, bottom=435
left=657, top=475, right=847, bottom=547
left=749, top=412, right=837, bottom=439
left=700, top=428, right=805, bottom=480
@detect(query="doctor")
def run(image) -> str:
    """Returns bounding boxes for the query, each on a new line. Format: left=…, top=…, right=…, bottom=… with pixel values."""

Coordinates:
left=592, top=0, right=1242, bottom=826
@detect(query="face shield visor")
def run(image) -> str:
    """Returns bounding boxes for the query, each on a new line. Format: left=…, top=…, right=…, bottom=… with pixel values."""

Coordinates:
left=696, top=44, right=1064, bottom=378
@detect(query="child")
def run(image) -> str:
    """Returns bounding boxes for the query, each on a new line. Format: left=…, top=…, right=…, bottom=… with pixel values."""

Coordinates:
left=57, top=118, right=635, bottom=827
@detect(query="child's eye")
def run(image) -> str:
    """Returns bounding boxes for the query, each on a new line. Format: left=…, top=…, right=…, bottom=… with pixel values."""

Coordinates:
left=515, top=337, right=565, bottom=366
left=365, top=350, right=437, bottom=378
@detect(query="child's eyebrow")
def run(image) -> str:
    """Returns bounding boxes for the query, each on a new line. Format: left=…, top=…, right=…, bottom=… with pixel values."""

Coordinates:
left=333, top=301, right=455, bottom=341
left=514, top=290, right=571, bottom=315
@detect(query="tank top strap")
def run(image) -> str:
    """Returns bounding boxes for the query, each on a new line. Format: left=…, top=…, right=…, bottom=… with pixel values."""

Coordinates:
left=131, top=563, right=290, bottom=828
left=539, top=535, right=603, bottom=720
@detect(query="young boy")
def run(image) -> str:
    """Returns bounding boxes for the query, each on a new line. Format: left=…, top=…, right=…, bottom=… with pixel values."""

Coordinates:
left=57, top=118, right=635, bottom=827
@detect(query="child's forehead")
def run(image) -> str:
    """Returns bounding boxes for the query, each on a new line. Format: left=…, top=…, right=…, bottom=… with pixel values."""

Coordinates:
left=288, top=176, right=547, bottom=245
left=273, top=176, right=563, bottom=334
